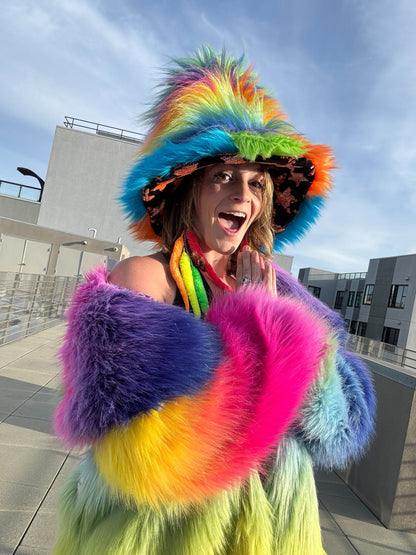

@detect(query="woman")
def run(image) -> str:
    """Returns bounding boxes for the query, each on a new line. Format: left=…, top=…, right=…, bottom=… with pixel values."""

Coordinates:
left=54, top=47, right=375, bottom=554
left=109, top=162, right=278, bottom=302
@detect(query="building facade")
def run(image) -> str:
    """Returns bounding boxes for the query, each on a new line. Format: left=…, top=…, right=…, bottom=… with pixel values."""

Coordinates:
left=299, top=254, right=416, bottom=351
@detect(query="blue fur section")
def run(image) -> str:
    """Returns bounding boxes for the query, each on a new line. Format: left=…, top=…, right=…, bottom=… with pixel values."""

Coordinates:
left=63, top=282, right=222, bottom=442
left=274, top=265, right=376, bottom=468
left=274, top=196, right=325, bottom=251
left=298, top=348, right=376, bottom=468
left=120, top=129, right=236, bottom=223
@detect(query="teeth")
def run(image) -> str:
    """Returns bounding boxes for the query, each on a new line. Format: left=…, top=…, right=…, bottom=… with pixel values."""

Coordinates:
left=223, top=211, right=247, bottom=219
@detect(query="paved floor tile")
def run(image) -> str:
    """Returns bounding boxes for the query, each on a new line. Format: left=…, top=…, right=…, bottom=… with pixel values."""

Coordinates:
left=0, top=367, right=57, bottom=386
left=14, top=546, right=51, bottom=554
left=0, top=481, right=45, bottom=512
left=18, top=509, right=57, bottom=551
left=13, top=391, right=60, bottom=421
left=320, top=507, right=359, bottom=554
left=41, top=453, right=81, bottom=510
left=348, top=536, right=416, bottom=554
left=1, top=415, right=64, bottom=451
left=0, top=510, right=32, bottom=555
left=0, top=444, right=67, bottom=488
left=5, top=356, right=59, bottom=373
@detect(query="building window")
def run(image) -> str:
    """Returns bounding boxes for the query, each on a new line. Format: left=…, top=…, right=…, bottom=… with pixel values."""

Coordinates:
left=382, top=326, right=400, bottom=346
left=357, top=321, right=367, bottom=337
left=363, top=285, right=374, bottom=305
left=354, top=291, right=363, bottom=307
left=308, top=285, right=321, bottom=299
left=334, top=290, right=345, bottom=309
left=350, top=320, right=358, bottom=334
left=347, top=291, right=355, bottom=307
left=388, top=285, right=408, bottom=309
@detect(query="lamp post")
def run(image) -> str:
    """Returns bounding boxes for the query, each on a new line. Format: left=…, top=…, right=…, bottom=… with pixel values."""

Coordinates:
left=17, top=167, right=45, bottom=201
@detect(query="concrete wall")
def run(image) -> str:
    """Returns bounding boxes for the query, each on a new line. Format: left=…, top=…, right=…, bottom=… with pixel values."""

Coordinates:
left=37, top=126, right=154, bottom=258
left=366, top=257, right=396, bottom=342
left=0, top=217, right=129, bottom=276
left=340, top=358, right=416, bottom=532
left=298, top=268, right=338, bottom=306
left=0, top=195, right=40, bottom=224
left=387, top=255, right=416, bottom=350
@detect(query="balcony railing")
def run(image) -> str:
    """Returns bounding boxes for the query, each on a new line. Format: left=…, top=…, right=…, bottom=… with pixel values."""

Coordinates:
left=0, top=272, right=82, bottom=345
left=347, top=334, right=416, bottom=372
left=0, top=180, right=42, bottom=202
left=64, top=116, right=144, bottom=144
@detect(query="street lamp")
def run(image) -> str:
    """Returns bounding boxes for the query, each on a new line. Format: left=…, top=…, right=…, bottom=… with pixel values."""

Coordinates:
left=17, top=167, right=45, bottom=201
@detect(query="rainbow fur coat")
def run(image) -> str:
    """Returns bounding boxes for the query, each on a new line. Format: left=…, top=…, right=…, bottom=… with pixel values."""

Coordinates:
left=53, top=266, right=375, bottom=555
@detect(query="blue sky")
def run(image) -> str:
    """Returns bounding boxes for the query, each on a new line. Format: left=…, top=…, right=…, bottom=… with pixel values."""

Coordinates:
left=1, top=0, right=415, bottom=275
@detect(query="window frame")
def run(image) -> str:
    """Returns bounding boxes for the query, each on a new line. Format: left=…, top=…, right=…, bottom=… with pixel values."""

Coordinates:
left=363, top=284, right=374, bottom=305
left=308, top=285, right=321, bottom=299
left=354, top=291, right=363, bottom=307
left=382, top=326, right=400, bottom=346
left=388, top=284, right=408, bottom=309
left=357, top=321, right=367, bottom=337
left=334, top=290, right=345, bottom=309
left=350, top=320, right=358, bottom=334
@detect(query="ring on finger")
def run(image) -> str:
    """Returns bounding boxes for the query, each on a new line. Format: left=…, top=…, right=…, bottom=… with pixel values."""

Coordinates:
left=241, top=275, right=251, bottom=284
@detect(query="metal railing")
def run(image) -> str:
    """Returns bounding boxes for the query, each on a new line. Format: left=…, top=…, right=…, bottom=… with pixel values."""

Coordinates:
left=347, top=334, right=416, bottom=372
left=338, top=272, right=367, bottom=280
left=0, top=272, right=82, bottom=346
left=0, top=180, right=42, bottom=202
left=305, top=271, right=367, bottom=282
left=64, top=116, right=144, bottom=144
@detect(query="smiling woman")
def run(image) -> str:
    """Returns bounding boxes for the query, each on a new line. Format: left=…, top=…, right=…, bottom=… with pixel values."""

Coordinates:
left=53, top=46, right=375, bottom=554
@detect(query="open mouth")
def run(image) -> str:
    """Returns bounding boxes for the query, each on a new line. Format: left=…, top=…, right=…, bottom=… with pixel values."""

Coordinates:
left=218, top=211, right=247, bottom=233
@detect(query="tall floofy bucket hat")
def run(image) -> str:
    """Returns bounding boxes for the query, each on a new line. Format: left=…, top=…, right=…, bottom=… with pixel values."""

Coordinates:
left=121, top=46, right=335, bottom=250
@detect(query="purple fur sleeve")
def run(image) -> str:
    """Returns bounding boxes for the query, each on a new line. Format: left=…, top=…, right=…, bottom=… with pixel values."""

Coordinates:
left=54, top=269, right=222, bottom=446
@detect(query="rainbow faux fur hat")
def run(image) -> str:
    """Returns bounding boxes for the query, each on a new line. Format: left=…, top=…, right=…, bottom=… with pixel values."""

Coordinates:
left=121, top=46, right=335, bottom=250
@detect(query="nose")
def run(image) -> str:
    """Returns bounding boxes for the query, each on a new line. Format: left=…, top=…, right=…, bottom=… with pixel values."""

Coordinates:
left=230, top=174, right=252, bottom=202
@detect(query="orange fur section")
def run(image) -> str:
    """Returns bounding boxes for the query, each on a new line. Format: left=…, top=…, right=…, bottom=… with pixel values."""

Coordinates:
left=169, top=234, right=190, bottom=311
left=301, top=141, right=336, bottom=198
left=129, top=215, right=160, bottom=244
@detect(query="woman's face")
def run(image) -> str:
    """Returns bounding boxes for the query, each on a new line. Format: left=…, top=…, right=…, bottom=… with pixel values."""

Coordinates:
left=194, top=163, right=264, bottom=256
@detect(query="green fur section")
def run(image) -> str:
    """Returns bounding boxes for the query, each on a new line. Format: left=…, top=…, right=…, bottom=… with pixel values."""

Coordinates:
left=230, top=131, right=305, bottom=161
left=227, top=473, right=274, bottom=555
left=54, top=446, right=325, bottom=554
left=264, top=437, right=326, bottom=555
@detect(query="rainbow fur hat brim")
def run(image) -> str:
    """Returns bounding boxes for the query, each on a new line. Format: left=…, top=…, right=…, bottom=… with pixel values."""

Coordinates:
left=121, top=46, right=335, bottom=250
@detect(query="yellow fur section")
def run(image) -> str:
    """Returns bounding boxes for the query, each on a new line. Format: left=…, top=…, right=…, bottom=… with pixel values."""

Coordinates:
left=93, top=386, right=234, bottom=512
left=179, top=251, right=201, bottom=317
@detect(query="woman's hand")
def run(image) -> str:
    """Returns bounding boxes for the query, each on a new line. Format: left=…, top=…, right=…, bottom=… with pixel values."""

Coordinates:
left=235, top=246, right=277, bottom=297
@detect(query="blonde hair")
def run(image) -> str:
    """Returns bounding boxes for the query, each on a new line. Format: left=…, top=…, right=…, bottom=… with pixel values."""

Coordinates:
left=161, top=168, right=275, bottom=266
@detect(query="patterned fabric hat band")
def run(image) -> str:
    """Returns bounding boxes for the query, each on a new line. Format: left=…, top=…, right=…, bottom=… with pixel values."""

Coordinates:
left=142, top=154, right=315, bottom=237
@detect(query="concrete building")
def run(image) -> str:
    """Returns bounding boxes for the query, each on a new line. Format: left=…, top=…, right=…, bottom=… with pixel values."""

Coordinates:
left=299, top=254, right=416, bottom=351
left=1, top=117, right=293, bottom=273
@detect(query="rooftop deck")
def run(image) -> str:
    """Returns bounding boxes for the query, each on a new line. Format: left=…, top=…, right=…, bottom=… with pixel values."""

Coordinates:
left=1, top=324, right=415, bottom=554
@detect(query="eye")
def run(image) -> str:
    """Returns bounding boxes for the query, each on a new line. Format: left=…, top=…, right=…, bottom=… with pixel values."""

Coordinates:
left=250, top=179, right=264, bottom=190
left=214, top=171, right=233, bottom=183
